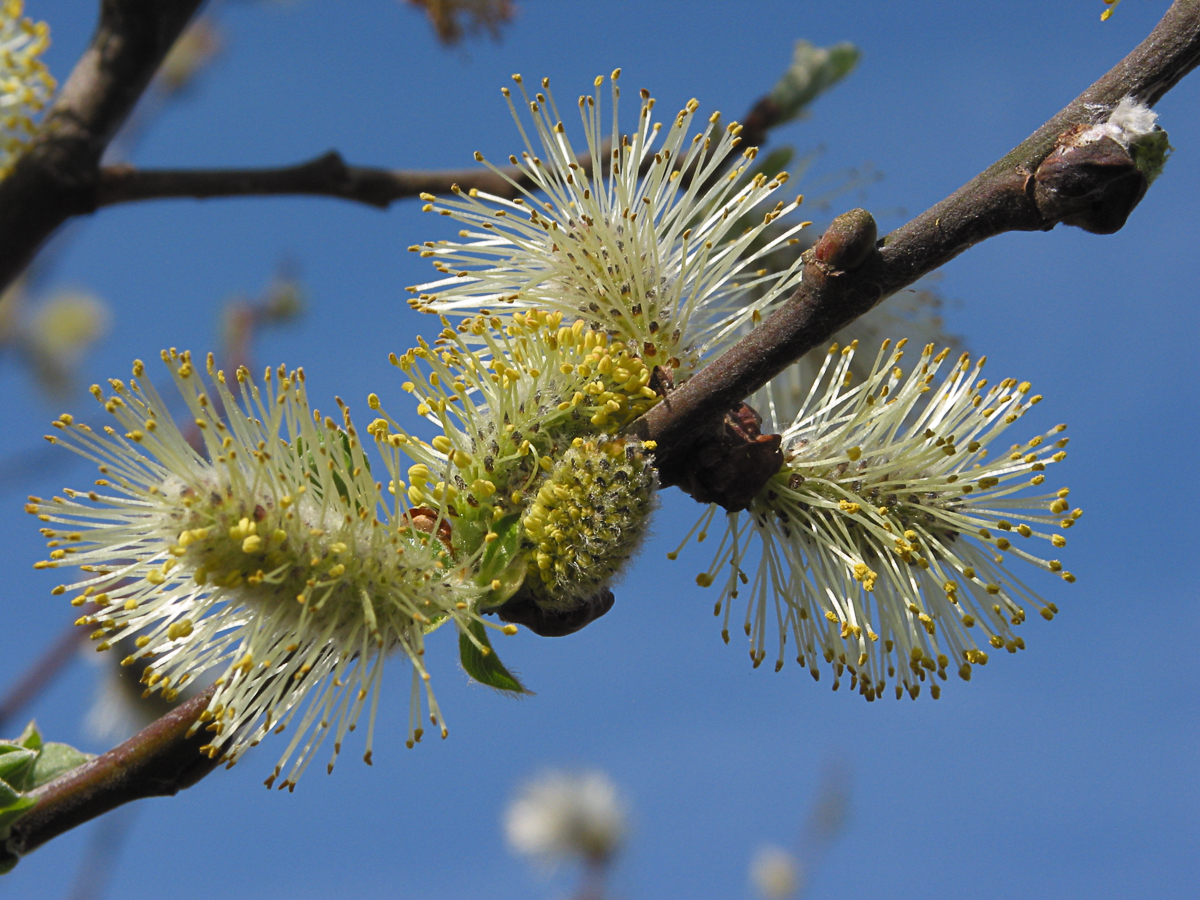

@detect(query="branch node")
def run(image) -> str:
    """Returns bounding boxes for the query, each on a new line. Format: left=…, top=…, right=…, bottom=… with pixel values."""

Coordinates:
left=656, top=402, right=784, bottom=512
left=812, top=207, right=879, bottom=272
left=1033, top=129, right=1147, bottom=234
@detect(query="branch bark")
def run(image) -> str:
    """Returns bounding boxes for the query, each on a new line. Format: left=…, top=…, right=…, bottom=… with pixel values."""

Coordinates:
left=90, top=92, right=795, bottom=210
left=635, top=0, right=1200, bottom=481
left=94, top=151, right=572, bottom=209
left=6, top=0, right=1200, bottom=857
left=0, top=0, right=204, bottom=295
left=5, top=685, right=218, bottom=858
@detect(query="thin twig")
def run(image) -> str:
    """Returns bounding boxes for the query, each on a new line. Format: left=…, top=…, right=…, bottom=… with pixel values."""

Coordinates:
left=5, top=684, right=218, bottom=858
left=635, top=0, right=1200, bottom=478
left=91, top=92, right=792, bottom=209
left=0, top=0, right=205, bottom=295
left=7, top=0, right=1200, bottom=857
left=95, top=151, right=567, bottom=209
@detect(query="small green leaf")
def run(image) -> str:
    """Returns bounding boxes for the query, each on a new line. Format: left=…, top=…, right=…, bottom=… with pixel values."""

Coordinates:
left=0, top=723, right=93, bottom=874
left=477, top=513, right=528, bottom=610
left=458, top=620, right=530, bottom=695
left=0, top=749, right=36, bottom=790
left=478, top=513, right=523, bottom=583
left=29, top=743, right=91, bottom=789
left=14, top=722, right=41, bottom=753
left=481, top=556, right=527, bottom=610
left=0, top=793, right=35, bottom=833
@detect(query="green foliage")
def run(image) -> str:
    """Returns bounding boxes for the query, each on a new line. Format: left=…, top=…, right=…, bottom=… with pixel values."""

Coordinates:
left=477, top=512, right=528, bottom=610
left=0, top=722, right=92, bottom=874
left=769, top=40, right=860, bottom=124
left=459, top=513, right=531, bottom=694
left=458, top=619, right=530, bottom=695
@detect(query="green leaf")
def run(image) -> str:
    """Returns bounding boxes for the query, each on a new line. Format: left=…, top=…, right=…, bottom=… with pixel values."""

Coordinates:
left=0, top=723, right=93, bottom=874
left=14, top=722, right=40, bottom=753
left=0, top=792, right=35, bottom=833
left=769, top=40, right=860, bottom=124
left=0, top=749, right=36, bottom=791
left=478, top=513, right=522, bottom=583
left=29, top=743, right=91, bottom=789
left=477, top=513, right=528, bottom=610
left=458, top=620, right=530, bottom=695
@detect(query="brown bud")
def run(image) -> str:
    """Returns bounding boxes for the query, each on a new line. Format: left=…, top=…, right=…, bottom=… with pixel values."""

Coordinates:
left=1034, top=130, right=1147, bottom=234
left=405, top=506, right=453, bottom=552
left=813, top=208, right=878, bottom=270
left=495, top=587, right=615, bottom=637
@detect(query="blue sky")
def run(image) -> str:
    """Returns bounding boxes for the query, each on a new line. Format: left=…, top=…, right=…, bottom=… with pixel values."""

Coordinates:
left=3, top=1, right=1197, bottom=898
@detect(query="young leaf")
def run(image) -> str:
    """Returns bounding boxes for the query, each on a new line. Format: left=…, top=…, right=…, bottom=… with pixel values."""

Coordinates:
left=458, top=620, right=530, bottom=695
left=478, top=513, right=523, bottom=583
left=13, top=722, right=40, bottom=753
left=0, top=786, right=35, bottom=833
left=0, top=721, right=95, bottom=875
left=29, top=743, right=91, bottom=789
left=477, top=513, right=528, bottom=610
left=0, top=748, right=36, bottom=788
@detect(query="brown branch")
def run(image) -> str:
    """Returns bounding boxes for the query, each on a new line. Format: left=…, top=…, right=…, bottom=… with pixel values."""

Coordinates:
left=95, top=151, right=570, bottom=209
left=2, top=36, right=788, bottom=282
left=90, top=73, right=792, bottom=210
left=0, top=0, right=205, bottom=296
left=5, top=1, right=1198, bottom=853
left=636, top=0, right=1200, bottom=489
left=5, top=684, right=218, bottom=859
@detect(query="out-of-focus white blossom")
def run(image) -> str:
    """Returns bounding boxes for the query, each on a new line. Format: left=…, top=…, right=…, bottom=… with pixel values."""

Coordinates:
left=751, top=845, right=802, bottom=900
left=505, top=770, right=627, bottom=866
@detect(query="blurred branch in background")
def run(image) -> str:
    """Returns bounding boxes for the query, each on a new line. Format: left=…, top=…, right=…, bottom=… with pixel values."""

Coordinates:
left=220, top=261, right=305, bottom=373
left=104, top=15, right=224, bottom=164
left=404, top=0, right=516, bottom=45
left=750, top=761, right=851, bottom=900
left=0, top=627, right=86, bottom=736
left=501, top=764, right=849, bottom=900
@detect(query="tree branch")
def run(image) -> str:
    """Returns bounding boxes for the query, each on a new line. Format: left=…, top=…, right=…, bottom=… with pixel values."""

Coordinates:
left=0, top=0, right=205, bottom=296
left=94, top=151, right=569, bottom=209
left=5, top=684, right=218, bottom=858
left=6, top=2, right=1199, bottom=853
left=636, top=0, right=1200, bottom=483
